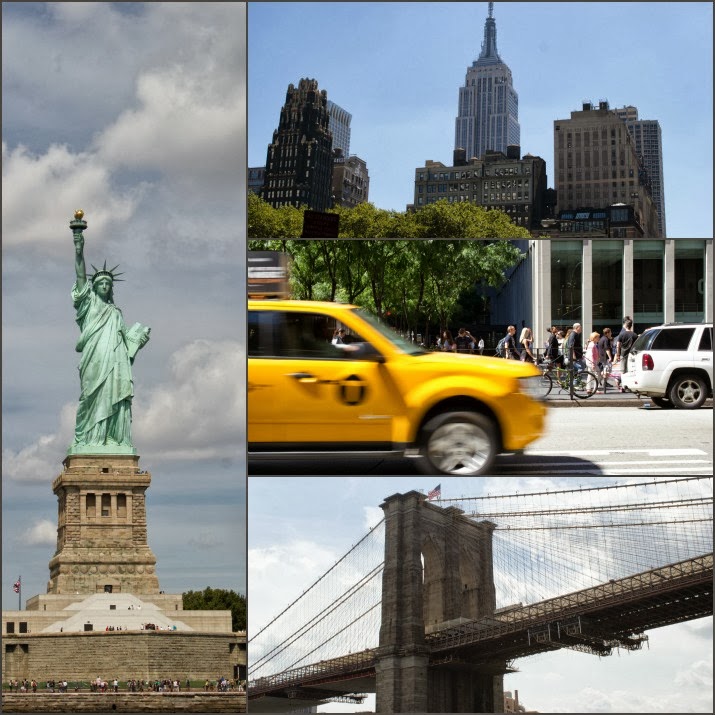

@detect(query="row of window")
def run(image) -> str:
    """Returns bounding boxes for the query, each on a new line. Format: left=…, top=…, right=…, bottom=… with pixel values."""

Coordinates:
left=85, top=493, right=127, bottom=519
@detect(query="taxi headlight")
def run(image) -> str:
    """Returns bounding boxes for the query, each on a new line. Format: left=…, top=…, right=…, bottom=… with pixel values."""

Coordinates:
left=518, top=375, right=548, bottom=401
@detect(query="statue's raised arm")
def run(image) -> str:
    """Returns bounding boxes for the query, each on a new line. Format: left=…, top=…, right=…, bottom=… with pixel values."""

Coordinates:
left=68, top=210, right=150, bottom=456
left=72, top=209, right=87, bottom=290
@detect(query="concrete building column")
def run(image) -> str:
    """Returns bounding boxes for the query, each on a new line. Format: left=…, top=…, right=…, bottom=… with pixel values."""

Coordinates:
left=706, top=241, right=713, bottom=323
left=664, top=240, right=675, bottom=323
left=623, top=240, right=634, bottom=319
left=581, top=240, right=593, bottom=339
left=531, top=239, right=551, bottom=349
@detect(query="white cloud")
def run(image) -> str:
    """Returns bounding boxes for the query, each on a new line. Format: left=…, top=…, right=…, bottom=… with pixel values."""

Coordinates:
left=1, top=142, right=141, bottom=254
left=21, top=519, right=57, bottom=546
left=674, top=658, right=713, bottom=688
left=188, top=531, right=224, bottom=551
left=2, top=403, right=76, bottom=482
left=363, top=506, right=384, bottom=530
left=248, top=540, right=341, bottom=639
left=135, top=339, right=244, bottom=459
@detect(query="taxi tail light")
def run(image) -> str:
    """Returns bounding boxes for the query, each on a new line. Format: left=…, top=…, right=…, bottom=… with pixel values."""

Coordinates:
left=641, top=353, right=654, bottom=371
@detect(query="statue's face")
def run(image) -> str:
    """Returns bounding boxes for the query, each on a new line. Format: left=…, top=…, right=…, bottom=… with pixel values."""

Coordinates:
left=95, top=277, right=112, bottom=300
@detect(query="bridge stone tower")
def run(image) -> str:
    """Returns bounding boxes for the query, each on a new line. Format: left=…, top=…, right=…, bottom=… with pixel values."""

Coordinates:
left=376, top=491, right=504, bottom=713
left=47, top=454, right=159, bottom=595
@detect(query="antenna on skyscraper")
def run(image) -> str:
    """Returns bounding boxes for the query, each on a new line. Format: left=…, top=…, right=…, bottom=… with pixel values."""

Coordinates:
left=488, top=2, right=494, bottom=18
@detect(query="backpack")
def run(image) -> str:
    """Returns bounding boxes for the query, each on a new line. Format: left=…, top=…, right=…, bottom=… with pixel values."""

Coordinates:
left=495, top=336, right=508, bottom=357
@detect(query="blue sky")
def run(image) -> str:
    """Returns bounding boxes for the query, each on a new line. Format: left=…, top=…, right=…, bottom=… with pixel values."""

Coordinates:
left=249, top=476, right=713, bottom=713
left=248, top=1, right=713, bottom=236
left=2, top=2, right=246, bottom=604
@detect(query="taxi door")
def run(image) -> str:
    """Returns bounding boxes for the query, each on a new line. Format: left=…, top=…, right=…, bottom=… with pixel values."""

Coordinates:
left=248, top=309, right=404, bottom=446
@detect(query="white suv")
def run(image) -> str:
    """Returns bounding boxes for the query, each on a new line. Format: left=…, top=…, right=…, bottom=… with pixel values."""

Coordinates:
left=622, top=323, right=713, bottom=408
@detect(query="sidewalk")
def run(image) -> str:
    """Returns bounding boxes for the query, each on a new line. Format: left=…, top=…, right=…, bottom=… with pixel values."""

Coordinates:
left=547, top=389, right=713, bottom=408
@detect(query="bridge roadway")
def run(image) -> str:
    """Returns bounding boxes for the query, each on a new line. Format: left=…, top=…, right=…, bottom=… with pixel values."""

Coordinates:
left=248, top=554, right=713, bottom=711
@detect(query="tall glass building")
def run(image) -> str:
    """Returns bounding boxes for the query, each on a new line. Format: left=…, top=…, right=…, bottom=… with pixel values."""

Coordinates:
left=327, top=100, right=352, bottom=158
left=454, top=2, right=520, bottom=161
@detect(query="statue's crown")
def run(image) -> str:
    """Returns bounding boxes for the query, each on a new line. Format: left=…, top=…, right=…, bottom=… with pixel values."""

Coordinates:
left=90, top=261, right=124, bottom=284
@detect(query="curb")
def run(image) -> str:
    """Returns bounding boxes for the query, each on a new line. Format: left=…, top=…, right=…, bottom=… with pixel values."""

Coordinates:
left=548, top=398, right=713, bottom=408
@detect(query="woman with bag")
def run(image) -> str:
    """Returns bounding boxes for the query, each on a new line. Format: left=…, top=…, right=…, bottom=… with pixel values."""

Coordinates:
left=519, top=327, right=535, bottom=362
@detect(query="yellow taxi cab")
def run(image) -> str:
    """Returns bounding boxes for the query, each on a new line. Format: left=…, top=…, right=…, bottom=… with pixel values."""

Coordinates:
left=248, top=299, right=547, bottom=475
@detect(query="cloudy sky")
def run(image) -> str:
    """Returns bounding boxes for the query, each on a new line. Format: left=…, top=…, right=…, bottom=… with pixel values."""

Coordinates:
left=249, top=476, right=713, bottom=713
left=2, top=2, right=246, bottom=603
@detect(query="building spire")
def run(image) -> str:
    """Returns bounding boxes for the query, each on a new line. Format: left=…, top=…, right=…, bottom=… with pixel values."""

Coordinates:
left=478, top=2, right=501, bottom=63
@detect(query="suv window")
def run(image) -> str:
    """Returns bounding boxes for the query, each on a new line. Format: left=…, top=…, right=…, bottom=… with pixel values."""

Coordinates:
left=249, top=311, right=367, bottom=359
left=698, top=327, right=712, bottom=352
left=650, top=328, right=695, bottom=351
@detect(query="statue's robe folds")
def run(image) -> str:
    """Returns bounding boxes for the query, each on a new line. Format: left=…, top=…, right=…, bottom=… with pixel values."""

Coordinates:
left=71, top=281, right=134, bottom=451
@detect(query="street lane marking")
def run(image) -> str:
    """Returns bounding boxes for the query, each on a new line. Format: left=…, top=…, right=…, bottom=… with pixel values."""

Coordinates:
left=525, top=448, right=708, bottom=456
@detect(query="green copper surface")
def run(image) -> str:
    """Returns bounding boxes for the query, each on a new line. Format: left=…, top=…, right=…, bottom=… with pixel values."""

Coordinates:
left=68, top=212, right=150, bottom=455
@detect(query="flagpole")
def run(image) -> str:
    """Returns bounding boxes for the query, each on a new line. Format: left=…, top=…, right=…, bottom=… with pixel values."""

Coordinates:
left=17, top=576, right=21, bottom=610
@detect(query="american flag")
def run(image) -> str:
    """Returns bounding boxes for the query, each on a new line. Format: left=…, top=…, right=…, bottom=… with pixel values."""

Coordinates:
left=427, top=484, right=441, bottom=500
left=13, top=578, right=21, bottom=594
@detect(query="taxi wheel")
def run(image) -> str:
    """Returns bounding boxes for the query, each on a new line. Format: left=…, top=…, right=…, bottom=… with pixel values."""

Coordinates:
left=418, top=411, right=497, bottom=476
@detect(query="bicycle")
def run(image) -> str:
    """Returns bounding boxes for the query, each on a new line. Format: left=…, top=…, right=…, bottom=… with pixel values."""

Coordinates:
left=537, top=358, right=599, bottom=399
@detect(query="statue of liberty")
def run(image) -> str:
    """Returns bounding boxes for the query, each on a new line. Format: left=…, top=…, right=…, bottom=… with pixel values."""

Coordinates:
left=68, top=210, right=150, bottom=454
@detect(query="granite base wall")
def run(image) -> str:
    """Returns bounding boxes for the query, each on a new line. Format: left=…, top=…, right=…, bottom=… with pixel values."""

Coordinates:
left=2, top=631, right=246, bottom=682
left=2, top=693, right=246, bottom=713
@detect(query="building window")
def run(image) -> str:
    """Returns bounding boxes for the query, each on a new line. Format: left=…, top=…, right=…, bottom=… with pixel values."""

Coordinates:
left=551, top=242, right=583, bottom=324
left=592, top=242, right=623, bottom=320
left=6, top=622, right=14, bottom=634
left=101, top=494, right=111, bottom=518
left=86, top=493, right=96, bottom=519
left=633, top=241, right=664, bottom=328
left=117, top=494, right=127, bottom=519
left=19, top=622, right=28, bottom=634
left=675, top=240, right=705, bottom=322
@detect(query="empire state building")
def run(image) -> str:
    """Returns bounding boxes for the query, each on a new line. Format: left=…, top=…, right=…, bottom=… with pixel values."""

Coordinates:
left=455, top=2, right=520, bottom=160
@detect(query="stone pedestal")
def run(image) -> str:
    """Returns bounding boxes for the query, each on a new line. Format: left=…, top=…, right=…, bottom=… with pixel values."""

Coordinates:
left=47, top=454, right=159, bottom=595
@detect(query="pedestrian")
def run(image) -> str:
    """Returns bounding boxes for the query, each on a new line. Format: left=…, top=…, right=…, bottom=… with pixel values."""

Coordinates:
left=614, top=318, right=637, bottom=378
left=477, top=336, right=485, bottom=355
left=566, top=323, right=584, bottom=369
left=545, top=326, right=560, bottom=365
left=519, top=327, right=535, bottom=362
left=504, top=325, right=520, bottom=359
left=441, top=330, right=456, bottom=352
left=455, top=328, right=473, bottom=354
left=585, top=331, right=601, bottom=392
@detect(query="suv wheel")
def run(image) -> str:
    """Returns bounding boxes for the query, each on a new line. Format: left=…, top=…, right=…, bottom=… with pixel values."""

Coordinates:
left=669, top=375, right=707, bottom=409
left=650, top=396, right=674, bottom=409
left=418, top=411, right=497, bottom=475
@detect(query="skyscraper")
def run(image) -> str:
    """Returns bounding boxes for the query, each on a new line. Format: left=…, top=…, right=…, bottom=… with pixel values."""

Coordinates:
left=553, top=101, right=660, bottom=237
left=454, top=2, right=519, bottom=161
left=261, top=78, right=334, bottom=212
left=327, top=100, right=352, bottom=158
left=613, top=106, right=667, bottom=237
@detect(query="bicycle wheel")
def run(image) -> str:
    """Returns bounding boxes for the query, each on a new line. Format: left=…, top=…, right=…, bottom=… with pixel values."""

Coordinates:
left=572, top=370, right=599, bottom=398
left=538, top=371, right=553, bottom=397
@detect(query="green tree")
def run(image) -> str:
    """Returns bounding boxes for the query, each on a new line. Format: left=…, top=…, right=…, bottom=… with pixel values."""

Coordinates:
left=247, top=194, right=531, bottom=239
left=182, top=588, right=247, bottom=632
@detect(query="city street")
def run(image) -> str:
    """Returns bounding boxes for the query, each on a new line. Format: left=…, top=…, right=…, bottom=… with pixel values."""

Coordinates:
left=248, top=405, right=713, bottom=476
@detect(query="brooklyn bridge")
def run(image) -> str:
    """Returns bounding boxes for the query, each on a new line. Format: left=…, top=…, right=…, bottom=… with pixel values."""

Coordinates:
left=249, top=477, right=713, bottom=713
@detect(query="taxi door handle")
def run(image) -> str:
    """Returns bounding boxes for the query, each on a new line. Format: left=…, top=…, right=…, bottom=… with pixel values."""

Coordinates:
left=287, top=372, right=318, bottom=384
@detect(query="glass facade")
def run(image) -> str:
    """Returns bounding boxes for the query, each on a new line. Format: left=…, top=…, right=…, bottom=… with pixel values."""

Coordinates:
left=675, top=240, right=705, bottom=323
left=592, top=241, right=623, bottom=324
left=633, top=240, right=664, bottom=329
left=551, top=241, right=582, bottom=325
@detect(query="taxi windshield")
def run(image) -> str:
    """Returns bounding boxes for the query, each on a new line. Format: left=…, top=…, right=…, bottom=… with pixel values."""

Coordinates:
left=355, top=308, right=427, bottom=356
